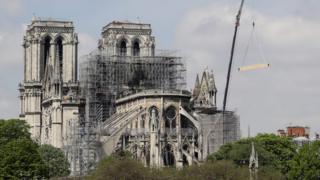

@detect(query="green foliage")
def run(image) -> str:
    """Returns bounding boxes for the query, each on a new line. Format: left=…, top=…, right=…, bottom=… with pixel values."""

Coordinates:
left=209, top=133, right=296, bottom=176
left=255, top=134, right=296, bottom=174
left=1, top=119, right=316, bottom=179
left=85, top=135, right=286, bottom=179
left=177, top=160, right=249, bottom=180
left=0, top=119, right=48, bottom=179
left=39, top=144, right=70, bottom=178
left=0, top=119, right=70, bottom=179
left=87, top=153, right=283, bottom=180
left=87, top=152, right=148, bottom=180
left=209, top=139, right=253, bottom=164
left=112, top=149, right=134, bottom=160
left=258, top=166, right=286, bottom=180
left=288, top=141, right=320, bottom=180
left=0, top=138, right=48, bottom=179
left=0, top=119, right=31, bottom=145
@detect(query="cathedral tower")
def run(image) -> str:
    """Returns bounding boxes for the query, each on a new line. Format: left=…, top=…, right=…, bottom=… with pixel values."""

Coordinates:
left=19, top=17, right=80, bottom=147
left=99, top=21, right=155, bottom=56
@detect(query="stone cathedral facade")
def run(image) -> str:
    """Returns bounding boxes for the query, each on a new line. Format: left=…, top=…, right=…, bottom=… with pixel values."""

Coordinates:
left=19, top=18, right=82, bottom=148
left=19, top=18, right=240, bottom=174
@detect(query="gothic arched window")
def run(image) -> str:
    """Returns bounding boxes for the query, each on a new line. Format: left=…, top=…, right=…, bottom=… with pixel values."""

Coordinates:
left=43, top=36, right=51, bottom=79
left=56, top=37, right=63, bottom=78
left=163, top=144, right=175, bottom=166
left=133, top=41, right=140, bottom=56
left=165, top=106, right=177, bottom=130
left=119, top=40, right=127, bottom=56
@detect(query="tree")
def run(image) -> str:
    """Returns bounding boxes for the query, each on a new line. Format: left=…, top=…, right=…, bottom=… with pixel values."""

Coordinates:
left=255, top=134, right=296, bottom=174
left=87, top=154, right=283, bottom=180
left=0, top=119, right=49, bottom=179
left=288, top=141, right=320, bottom=180
left=38, top=144, right=70, bottom=178
left=87, top=151, right=149, bottom=180
left=209, top=134, right=296, bottom=176
left=0, top=138, right=48, bottom=179
left=0, top=119, right=31, bottom=145
left=178, top=160, right=249, bottom=180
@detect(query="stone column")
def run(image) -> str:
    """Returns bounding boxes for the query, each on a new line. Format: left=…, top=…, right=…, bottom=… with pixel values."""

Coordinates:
left=35, top=39, right=40, bottom=81
left=74, top=40, right=78, bottom=81
left=149, top=108, right=159, bottom=167
left=23, top=40, right=27, bottom=81
left=63, top=42, right=68, bottom=82
left=176, top=101, right=183, bottom=168
left=50, top=42, right=56, bottom=71
left=52, top=106, right=63, bottom=148
left=127, top=45, right=132, bottom=56
left=25, top=43, right=31, bottom=81
left=113, top=43, right=117, bottom=56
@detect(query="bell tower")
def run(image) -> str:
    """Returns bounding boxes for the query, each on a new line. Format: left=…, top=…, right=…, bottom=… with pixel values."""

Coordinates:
left=19, top=17, right=80, bottom=147
left=99, top=21, right=156, bottom=56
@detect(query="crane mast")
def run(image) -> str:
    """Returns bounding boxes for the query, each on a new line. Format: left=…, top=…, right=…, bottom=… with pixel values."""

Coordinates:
left=222, top=0, right=245, bottom=113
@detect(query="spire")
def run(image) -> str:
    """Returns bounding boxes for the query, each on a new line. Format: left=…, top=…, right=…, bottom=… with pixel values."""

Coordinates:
left=249, top=142, right=258, bottom=180
left=195, top=74, right=200, bottom=88
left=249, top=142, right=258, bottom=168
left=193, top=74, right=200, bottom=97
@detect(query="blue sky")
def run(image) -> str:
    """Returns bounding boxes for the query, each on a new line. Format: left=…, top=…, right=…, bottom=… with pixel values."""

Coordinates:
left=1, top=0, right=320, bottom=136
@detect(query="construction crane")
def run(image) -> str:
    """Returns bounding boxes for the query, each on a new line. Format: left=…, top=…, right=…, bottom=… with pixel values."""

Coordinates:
left=222, top=0, right=245, bottom=114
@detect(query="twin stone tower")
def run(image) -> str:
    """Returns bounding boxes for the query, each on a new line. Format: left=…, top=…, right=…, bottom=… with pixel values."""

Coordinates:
left=19, top=18, right=156, bottom=147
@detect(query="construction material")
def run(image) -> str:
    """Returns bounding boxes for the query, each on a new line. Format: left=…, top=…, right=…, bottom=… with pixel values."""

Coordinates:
left=239, top=21, right=270, bottom=72
left=238, top=63, right=270, bottom=71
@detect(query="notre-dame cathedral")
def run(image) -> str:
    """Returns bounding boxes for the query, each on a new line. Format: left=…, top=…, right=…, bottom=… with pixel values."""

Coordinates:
left=19, top=17, right=240, bottom=175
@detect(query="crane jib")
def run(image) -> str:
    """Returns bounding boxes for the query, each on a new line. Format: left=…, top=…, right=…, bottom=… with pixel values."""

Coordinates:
left=222, top=0, right=245, bottom=113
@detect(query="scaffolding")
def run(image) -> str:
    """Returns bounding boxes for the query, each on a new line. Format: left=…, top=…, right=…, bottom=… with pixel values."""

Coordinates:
left=64, top=114, right=102, bottom=176
left=79, top=49, right=186, bottom=124
left=65, top=45, right=239, bottom=174
left=64, top=48, right=186, bottom=175
left=197, top=109, right=240, bottom=157
left=222, top=110, right=241, bottom=144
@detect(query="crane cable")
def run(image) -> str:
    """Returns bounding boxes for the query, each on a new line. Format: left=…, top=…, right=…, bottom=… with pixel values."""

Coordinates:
left=238, top=21, right=270, bottom=72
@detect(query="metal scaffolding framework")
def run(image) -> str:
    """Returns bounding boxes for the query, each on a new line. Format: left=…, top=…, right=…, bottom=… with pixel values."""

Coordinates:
left=79, top=49, right=186, bottom=123
left=66, top=49, right=186, bottom=175
left=64, top=114, right=102, bottom=176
